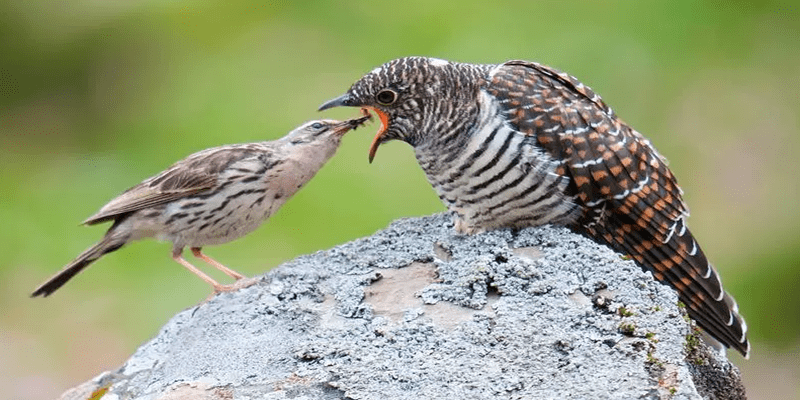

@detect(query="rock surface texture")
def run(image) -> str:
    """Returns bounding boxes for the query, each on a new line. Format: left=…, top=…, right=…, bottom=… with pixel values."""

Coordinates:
left=61, top=214, right=746, bottom=400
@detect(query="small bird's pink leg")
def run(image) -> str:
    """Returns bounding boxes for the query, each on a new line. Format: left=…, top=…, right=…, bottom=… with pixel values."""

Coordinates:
left=172, top=250, right=227, bottom=293
left=191, top=247, right=246, bottom=280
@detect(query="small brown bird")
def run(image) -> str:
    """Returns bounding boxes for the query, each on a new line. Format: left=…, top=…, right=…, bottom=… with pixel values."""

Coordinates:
left=32, top=116, right=370, bottom=297
left=319, top=57, right=749, bottom=357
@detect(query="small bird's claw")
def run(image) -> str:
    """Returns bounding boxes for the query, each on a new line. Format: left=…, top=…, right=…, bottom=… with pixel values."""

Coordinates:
left=211, top=277, right=260, bottom=295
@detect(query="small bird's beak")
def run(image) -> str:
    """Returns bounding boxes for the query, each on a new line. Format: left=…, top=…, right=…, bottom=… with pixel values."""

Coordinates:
left=331, top=114, right=372, bottom=136
left=318, top=94, right=352, bottom=111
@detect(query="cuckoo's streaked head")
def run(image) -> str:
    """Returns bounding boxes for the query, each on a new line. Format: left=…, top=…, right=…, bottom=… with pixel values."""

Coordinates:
left=318, top=57, right=488, bottom=162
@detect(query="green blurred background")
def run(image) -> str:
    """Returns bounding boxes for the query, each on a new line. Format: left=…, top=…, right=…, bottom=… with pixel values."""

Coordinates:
left=2, top=1, right=798, bottom=398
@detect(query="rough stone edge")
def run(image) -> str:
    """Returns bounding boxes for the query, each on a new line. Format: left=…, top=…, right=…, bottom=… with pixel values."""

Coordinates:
left=55, top=214, right=747, bottom=400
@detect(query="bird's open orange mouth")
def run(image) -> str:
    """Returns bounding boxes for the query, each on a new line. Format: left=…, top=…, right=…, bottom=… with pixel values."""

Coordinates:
left=364, top=107, right=389, bottom=163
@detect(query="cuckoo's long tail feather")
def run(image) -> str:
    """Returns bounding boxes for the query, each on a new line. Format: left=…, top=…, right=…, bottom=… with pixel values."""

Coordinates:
left=594, top=215, right=750, bottom=358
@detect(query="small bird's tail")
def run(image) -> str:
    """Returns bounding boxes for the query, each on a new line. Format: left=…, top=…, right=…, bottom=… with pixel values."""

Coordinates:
left=31, top=235, right=127, bottom=297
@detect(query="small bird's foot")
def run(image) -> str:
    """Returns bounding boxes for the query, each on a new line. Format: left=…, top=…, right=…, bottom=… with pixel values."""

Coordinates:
left=204, top=277, right=260, bottom=302
left=232, top=276, right=261, bottom=289
left=209, top=276, right=260, bottom=295
left=213, top=284, right=239, bottom=293
left=204, top=284, right=238, bottom=302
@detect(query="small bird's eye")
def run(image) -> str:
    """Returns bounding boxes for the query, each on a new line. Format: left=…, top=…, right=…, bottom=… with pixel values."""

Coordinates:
left=375, top=89, right=397, bottom=105
left=311, top=122, right=325, bottom=130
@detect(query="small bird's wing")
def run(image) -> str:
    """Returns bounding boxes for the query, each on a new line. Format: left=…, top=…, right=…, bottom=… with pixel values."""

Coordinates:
left=484, top=60, right=749, bottom=356
left=83, top=146, right=261, bottom=225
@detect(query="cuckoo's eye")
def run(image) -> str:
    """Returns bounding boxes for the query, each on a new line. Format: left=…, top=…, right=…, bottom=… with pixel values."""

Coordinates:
left=375, top=89, right=397, bottom=105
left=310, top=122, right=325, bottom=130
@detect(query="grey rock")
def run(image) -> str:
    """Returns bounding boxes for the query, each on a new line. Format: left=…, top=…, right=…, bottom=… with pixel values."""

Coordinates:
left=60, top=213, right=746, bottom=400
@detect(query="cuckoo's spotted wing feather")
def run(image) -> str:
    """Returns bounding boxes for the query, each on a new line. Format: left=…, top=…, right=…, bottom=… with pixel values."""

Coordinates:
left=83, top=146, right=263, bottom=225
left=486, top=60, right=749, bottom=357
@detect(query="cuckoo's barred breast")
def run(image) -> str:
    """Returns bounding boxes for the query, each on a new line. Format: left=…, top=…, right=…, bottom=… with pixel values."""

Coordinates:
left=318, top=56, right=750, bottom=357
left=420, top=100, right=581, bottom=233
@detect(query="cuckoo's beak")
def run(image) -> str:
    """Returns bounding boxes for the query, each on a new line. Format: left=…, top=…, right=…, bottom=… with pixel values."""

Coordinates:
left=318, top=94, right=353, bottom=111
left=318, top=94, right=390, bottom=164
